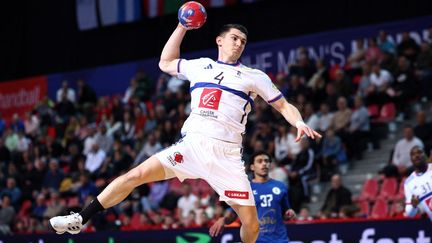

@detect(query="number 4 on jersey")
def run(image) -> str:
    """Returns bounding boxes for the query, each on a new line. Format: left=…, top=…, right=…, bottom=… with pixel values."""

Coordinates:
left=214, top=72, right=224, bottom=84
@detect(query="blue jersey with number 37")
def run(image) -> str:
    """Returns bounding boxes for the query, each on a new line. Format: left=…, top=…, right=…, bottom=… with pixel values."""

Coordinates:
left=251, top=179, right=290, bottom=243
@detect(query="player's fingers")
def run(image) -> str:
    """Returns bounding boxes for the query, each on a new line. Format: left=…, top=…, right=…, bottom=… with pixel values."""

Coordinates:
left=313, top=130, right=322, bottom=138
left=295, top=130, right=302, bottom=142
left=303, top=127, right=311, bottom=138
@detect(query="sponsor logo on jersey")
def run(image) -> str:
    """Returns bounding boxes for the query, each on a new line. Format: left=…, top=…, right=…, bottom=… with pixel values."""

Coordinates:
left=425, top=196, right=432, bottom=210
left=272, top=187, right=281, bottom=195
left=167, top=152, right=183, bottom=166
left=225, top=190, right=249, bottom=199
left=199, top=88, right=222, bottom=110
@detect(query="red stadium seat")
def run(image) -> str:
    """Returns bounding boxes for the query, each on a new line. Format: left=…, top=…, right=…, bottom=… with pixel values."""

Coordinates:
left=375, top=103, right=396, bottom=123
left=17, top=200, right=32, bottom=218
left=367, top=105, right=380, bottom=118
left=358, top=178, right=379, bottom=201
left=370, top=199, right=389, bottom=218
left=357, top=201, right=370, bottom=216
left=168, top=178, right=183, bottom=195
left=393, top=178, right=406, bottom=201
left=378, top=178, right=398, bottom=201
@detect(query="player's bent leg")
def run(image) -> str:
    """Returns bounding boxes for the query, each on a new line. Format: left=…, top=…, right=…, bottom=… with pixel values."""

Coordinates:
left=97, top=155, right=168, bottom=208
left=50, top=156, right=168, bottom=234
left=231, top=204, right=259, bottom=243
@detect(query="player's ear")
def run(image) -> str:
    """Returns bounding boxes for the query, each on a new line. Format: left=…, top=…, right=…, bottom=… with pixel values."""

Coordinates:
left=216, top=36, right=222, bottom=47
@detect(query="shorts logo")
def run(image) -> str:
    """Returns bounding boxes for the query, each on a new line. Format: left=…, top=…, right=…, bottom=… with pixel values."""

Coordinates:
left=199, top=88, right=222, bottom=110
left=167, top=152, right=183, bottom=166
left=225, top=190, right=249, bottom=199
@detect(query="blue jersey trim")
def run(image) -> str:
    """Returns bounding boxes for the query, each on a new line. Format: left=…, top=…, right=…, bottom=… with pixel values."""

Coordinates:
left=420, top=191, right=432, bottom=202
left=216, top=60, right=241, bottom=66
left=268, top=93, right=283, bottom=103
left=177, top=59, right=183, bottom=74
left=190, top=82, right=254, bottom=106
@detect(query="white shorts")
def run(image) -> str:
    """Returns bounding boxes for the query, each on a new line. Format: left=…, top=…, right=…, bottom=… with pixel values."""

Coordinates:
left=155, top=133, right=255, bottom=206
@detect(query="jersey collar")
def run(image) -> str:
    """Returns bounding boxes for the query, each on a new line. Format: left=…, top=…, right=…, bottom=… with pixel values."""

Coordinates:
left=216, top=60, right=241, bottom=67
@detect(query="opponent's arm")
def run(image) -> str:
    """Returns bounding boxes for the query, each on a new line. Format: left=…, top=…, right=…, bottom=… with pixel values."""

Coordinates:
left=159, top=24, right=188, bottom=76
left=209, top=209, right=237, bottom=237
left=271, top=97, right=321, bottom=141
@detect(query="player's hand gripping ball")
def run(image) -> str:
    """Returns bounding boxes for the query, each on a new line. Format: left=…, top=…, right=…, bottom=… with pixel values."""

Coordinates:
left=178, top=1, right=207, bottom=29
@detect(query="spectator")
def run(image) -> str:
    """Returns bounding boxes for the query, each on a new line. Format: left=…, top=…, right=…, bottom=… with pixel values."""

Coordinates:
left=0, top=195, right=15, bottom=235
left=55, top=93, right=76, bottom=122
left=122, top=78, right=138, bottom=104
left=23, top=112, right=40, bottom=137
left=290, top=138, right=315, bottom=200
left=329, top=97, right=352, bottom=137
left=10, top=113, right=25, bottom=133
left=365, top=37, right=382, bottom=64
left=320, top=174, right=352, bottom=218
left=134, top=133, right=162, bottom=164
left=56, top=80, right=76, bottom=103
left=274, top=123, right=293, bottom=165
left=316, top=103, right=334, bottom=133
left=32, top=193, right=47, bottom=220
left=177, top=184, right=198, bottom=219
left=44, top=191, right=66, bottom=219
left=4, top=128, right=18, bottom=152
left=366, top=64, right=392, bottom=105
left=391, top=125, right=424, bottom=176
left=76, top=79, right=97, bottom=106
left=0, top=113, right=5, bottom=137
left=324, top=83, right=339, bottom=111
left=377, top=30, right=396, bottom=54
left=347, top=96, right=370, bottom=160
left=413, top=111, right=432, bottom=153
left=141, top=181, right=169, bottom=212
left=357, top=63, right=372, bottom=98
left=77, top=173, right=98, bottom=204
left=415, top=42, right=432, bottom=101
left=84, top=143, right=106, bottom=174
left=94, top=124, right=114, bottom=154
left=119, top=111, right=135, bottom=142
left=332, top=69, right=352, bottom=97
left=42, top=159, right=64, bottom=192
left=321, top=129, right=347, bottom=178
left=83, top=125, right=97, bottom=155
left=397, top=32, right=420, bottom=62
left=389, top=56, right=417, bottom=118
left=16, top=131, right=31, bottom=153
left=0, top=139, right=10, bottom=164
left=297, top=207, right=314, bottom=221
left=0, top=178, right=22, bottom=207
left=304, top=103, right=319, bottom=131
left=348, top=39, right=366, bottom=68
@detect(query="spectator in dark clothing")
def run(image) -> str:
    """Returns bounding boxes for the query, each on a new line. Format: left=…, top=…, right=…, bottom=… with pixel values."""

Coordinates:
left=42, top=159, right=64, bottom=191
left=0, top=178, right=22, bottom=209
left=397, top=32, right=420, bottom=62
left=286, top=75, right=308, bottom=101
left=77, top=79, right=97, bottom=105
left=290, top=139, right=315, bottom=199
left=10, top=114, right=25, bottom=133
left=389, top=56, right=418, bottom=116
left=0, top=139, right=10, bottom=164
left=414, top=111, right=432, bottom=153
left=320, top=174, right=352, bottom=218
left=324, top=83, right=339, bottom=112
left=0, top=113, right=6, bottom=137
left=77, top=173, right=98, bottom=204
left=0, top=195, right=15, bottom=235
left=55, top=93, right=76, bottom=122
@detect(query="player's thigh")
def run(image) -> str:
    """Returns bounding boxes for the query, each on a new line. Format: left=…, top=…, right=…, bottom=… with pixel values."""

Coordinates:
left=130, top=155, right=175, bottom=184
left=231, top=204, right=259, bottom=227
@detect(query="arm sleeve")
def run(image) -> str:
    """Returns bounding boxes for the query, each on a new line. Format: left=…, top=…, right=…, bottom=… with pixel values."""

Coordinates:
left=252, top=71, right=283, bottom=104
left=177, top=58, right=203, bottom=81
left=404, top=182, right=419, bottom=217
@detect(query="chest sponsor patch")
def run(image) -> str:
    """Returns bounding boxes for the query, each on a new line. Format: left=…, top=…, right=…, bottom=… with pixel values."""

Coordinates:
left=424, top=196, right=432, bottom=210
left=199, top=88, right=222, bottom=110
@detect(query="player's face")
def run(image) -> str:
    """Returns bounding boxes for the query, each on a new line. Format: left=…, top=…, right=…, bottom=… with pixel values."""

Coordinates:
left=410, top=146, right=427, bottom=168
left=251, top=154, right=271, bottom=178
left=217, top=28, right=247, bottom=61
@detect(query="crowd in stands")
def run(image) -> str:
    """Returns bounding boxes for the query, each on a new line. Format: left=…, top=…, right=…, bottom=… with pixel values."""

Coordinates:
left=0, top=28, right=432, bottom=235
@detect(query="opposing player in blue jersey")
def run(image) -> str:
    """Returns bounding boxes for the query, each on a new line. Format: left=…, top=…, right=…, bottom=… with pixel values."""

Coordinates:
left=210, top=151, right=295, bottom=242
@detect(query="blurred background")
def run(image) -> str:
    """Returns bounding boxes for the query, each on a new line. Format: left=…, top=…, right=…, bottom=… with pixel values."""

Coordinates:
left=0, top=0, right=432, bottom=242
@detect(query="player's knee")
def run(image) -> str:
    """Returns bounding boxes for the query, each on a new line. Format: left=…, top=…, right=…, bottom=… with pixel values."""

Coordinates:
left=244, top=218, right=259, bottom=235
left=124, top=168, right=146, bottom=185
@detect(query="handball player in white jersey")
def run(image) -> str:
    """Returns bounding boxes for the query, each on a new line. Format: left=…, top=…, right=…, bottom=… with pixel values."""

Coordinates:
left=49, top=23, right=321, bottom=243
left=405, top=145, right=432, bottom=221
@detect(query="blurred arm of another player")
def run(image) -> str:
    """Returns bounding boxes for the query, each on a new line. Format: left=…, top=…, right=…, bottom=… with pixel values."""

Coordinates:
left=271, top=97, right=322, bottom=142
left=159, top=24, right=188, bottom=76
left=209, top=209, right=237, bottom=237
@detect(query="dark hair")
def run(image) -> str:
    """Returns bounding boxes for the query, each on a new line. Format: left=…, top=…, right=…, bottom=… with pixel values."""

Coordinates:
left=249, top=151, right=272, bottom=165
left=218, top=24, right=248, bottom=38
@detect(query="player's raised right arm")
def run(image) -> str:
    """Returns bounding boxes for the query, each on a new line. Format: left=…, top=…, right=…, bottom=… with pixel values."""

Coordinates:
left=159, top=24, right=188, bottom=76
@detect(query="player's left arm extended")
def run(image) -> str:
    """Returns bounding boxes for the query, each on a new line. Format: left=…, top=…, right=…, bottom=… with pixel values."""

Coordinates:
left=271, top=97, right=321, bottom=141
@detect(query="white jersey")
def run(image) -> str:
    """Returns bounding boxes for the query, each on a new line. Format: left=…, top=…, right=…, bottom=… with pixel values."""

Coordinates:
left=177, top=58, right=282, bottom=144
left=404, top=164, right=432, bottom=220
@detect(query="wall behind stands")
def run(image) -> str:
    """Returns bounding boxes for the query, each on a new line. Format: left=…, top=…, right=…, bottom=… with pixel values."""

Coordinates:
left=0, top=218, right=430, bottom=243
left=1, top=0, right=431, bottom=82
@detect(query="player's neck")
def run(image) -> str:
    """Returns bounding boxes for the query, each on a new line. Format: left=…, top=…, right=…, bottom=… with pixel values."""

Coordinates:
left=252, top=176, right=269, bottom=183
left=217, top=55, right=239, bottom=65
